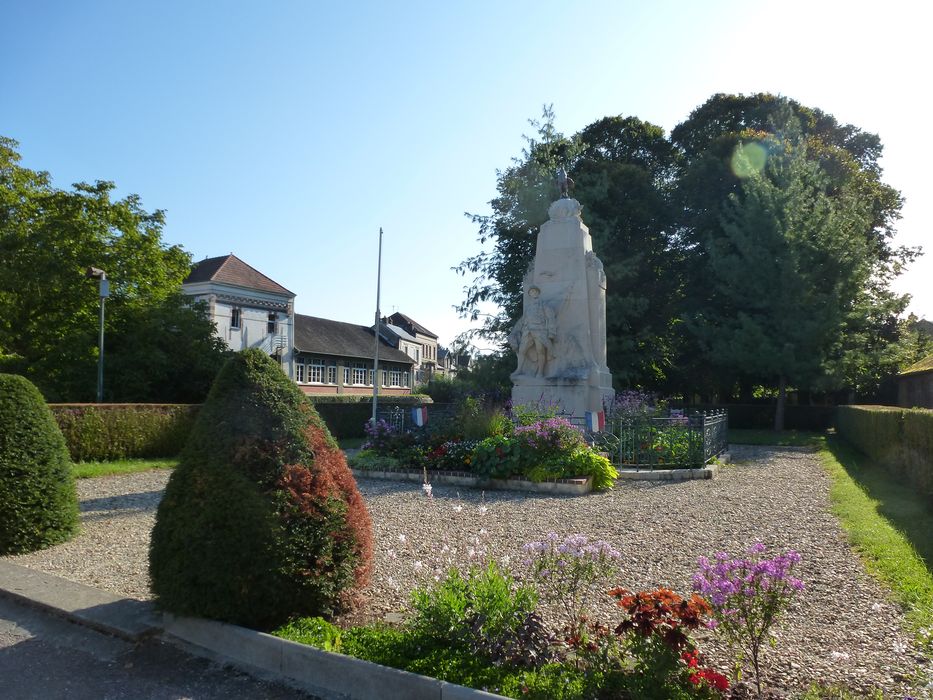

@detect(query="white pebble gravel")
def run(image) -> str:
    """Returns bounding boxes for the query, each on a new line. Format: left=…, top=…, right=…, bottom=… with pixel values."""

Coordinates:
left=3, top=447, right=929, bottom=696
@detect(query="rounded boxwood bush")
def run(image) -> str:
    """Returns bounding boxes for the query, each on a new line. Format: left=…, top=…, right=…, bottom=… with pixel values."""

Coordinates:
left=0, top=374, right=78, bottom=554
left=149, top=349, right=373, bottom=630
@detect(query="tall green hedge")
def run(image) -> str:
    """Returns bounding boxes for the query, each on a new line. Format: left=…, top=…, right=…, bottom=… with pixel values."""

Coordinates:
left=308, top=395, right=432, bottom=438
left=0, top=374, right=78, bottom=554
left=49, top=404, right=199, bottom=461
left=836, top=405, right=933, bottom=500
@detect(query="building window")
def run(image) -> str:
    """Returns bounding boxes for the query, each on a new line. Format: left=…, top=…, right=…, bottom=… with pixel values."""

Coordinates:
left=389, top=370, right=401, bottom=386
left=309, top=358, right=324, bottom=383
left=296, top=363, right=305, bottom=383
left=352, top=363, right=367, bottom=386
left=381, top=370, right=388, bottom=387
left=343, top=367, right=350, bottom=385
left=327, top=365, right=337, bottom=384
left=230, top=307, right=241, bottom=329
left=267, top=313, right=276, bottom=335
left=403, top=371, right=410, bottom=388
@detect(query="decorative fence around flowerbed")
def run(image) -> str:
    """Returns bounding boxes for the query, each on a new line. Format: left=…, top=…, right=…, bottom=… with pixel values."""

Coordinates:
left=595, top=410, right=728, bottom=470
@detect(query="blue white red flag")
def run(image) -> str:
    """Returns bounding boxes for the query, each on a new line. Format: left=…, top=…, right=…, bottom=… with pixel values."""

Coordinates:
left=411, top=406, right=428, bottom=427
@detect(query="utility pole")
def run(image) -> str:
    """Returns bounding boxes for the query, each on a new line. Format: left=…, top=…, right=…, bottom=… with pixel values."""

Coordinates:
left=371, top=228, right=383, bottom=425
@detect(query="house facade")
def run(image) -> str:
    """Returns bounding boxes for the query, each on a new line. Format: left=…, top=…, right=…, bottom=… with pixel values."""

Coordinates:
left=182, top=254, right=296, bottom=377
left=385, top=312, right=438, bottom=384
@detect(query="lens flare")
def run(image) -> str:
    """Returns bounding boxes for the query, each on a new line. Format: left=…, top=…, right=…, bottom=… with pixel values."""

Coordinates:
left=731, top=142, right=768, bottom=178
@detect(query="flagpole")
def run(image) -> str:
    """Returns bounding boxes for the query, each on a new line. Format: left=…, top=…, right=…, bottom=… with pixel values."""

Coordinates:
left=371, top=227, right=383, bottom=425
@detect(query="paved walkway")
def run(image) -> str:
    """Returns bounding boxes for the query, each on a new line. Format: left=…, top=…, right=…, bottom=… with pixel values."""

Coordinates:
left=0, top=594, right=314, bottom=700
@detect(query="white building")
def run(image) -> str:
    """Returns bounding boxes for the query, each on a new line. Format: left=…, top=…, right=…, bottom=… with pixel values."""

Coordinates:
left=182, top=254, right=296, bottom=378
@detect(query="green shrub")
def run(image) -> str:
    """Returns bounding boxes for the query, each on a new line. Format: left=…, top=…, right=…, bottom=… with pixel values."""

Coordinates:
left=0, top=374, right=79, bottom=554
left=50, top=403, right=198, bottom=461
left=273, top=616, right=343, bottom=652
left=408, top=561, right=540, bottom=659
left=149, top=349, right=374, bottom=630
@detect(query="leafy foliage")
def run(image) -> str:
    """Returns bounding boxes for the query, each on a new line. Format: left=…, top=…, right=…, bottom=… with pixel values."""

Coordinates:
left=149, top=349, right=373, bottom=629
left=0, top=374, right=78, bottom=554
left=0, top=137, right=228, bottom=402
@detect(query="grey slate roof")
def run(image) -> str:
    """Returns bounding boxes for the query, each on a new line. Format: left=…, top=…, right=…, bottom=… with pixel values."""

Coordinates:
left=294, top=314, right=414, bottom=365
left=184, top=254, right=295, bottom=297
left=386, top=312, right=438, bottom=339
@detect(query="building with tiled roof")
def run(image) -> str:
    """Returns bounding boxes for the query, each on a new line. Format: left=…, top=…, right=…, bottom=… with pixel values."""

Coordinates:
left=182, top=254, right=296, bottom=375
left=293, top=315, right=414, bottom=395
left=182, top=254, right=417, bottom=395
left=385, top=312, right=439, bottom=383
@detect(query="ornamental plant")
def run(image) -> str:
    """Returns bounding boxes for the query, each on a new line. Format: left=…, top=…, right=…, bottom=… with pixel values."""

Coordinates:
left=0, top=374, right=78, bottom=554
left=692, top=544, right=804, bottom=696
left=150, top=349, right=373, bottom=630
left=608, top=587, right=727, bottom=699
left=522, top=533, right=621, bottom=633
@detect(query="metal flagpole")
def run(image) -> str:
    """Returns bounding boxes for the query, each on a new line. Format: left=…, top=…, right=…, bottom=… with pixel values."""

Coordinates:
left=371, top=228, right=383, bottom=425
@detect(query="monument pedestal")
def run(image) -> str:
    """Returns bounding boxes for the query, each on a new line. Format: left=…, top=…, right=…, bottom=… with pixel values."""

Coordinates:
left=509, top=197, right=614, bottom=420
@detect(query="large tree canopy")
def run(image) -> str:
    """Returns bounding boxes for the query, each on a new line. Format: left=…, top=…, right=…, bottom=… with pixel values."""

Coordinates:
left=457, top=95, right=921, bottom=412
left=0, top=137, right=229, bottom=401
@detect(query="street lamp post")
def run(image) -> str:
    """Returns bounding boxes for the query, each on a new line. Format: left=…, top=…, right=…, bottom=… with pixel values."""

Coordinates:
left=86, top=267, right=109, bottom=403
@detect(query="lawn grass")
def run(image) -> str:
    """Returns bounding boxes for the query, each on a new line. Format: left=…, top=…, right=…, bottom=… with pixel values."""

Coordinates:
left=729, top=428, right=826, bottom=447
left=820, top=437, right=933, bottom=646
left=72, top=458, right=178, bottom=479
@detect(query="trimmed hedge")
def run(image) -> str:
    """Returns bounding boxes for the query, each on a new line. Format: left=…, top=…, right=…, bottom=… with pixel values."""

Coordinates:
left=0, top=374, right=79, bottom=554
left=678, top=403, right=834, bottom=431
left=836, top=405, right=933, bottom=501
left=49, top=404, right=199, bottom=461
left=309, top=395, right=433, bottom=439
left=150, top=349, right=373, bottom=630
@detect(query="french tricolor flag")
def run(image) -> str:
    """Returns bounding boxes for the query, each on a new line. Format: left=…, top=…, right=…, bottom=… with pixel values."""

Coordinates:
left=411, top=406, right=428, bottom=427
left=585, top=410, right=605, bottom=432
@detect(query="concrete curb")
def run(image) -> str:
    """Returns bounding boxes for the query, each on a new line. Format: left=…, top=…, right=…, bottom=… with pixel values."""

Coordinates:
left=0, top=559, right=506, bottom=699
left=352, top=468, right=593, bottom=495
left=0, top=559, right=160, bottom=641
left=614, top=452, right=730, bottom=481
left=163, top=614, right=508, bottom=700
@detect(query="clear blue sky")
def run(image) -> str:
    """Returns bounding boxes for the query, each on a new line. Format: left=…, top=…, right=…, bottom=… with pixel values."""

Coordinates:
left=3, top=0, right=929, bottom=350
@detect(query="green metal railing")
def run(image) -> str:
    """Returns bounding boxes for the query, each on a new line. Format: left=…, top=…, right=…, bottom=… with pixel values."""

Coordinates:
left=591, top=410, right=728, bottom=470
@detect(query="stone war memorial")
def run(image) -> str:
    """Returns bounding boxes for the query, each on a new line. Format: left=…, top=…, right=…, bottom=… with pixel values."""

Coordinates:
left=509, top=169, right=614, bottom=421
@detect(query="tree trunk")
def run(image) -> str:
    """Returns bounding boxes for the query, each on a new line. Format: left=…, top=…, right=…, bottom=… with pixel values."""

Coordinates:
left=774, top=374, right=787, bottom=432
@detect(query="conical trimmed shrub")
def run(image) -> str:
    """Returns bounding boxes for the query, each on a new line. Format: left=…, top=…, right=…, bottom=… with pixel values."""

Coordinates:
left=149, top=349, right=373, bottom=629
left=0, top=374, right=78, bottom=554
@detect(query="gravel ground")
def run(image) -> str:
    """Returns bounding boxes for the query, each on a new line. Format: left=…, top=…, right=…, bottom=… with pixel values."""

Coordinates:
left=4, top=446, right=931, bottom=697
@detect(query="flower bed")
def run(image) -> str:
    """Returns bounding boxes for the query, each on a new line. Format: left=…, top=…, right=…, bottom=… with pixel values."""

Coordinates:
left=273, top=538, right=805, bottom=699
left=350, top=411, right=618, bottom=491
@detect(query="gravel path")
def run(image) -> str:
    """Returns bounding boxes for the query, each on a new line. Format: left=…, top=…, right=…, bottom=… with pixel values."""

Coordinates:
left=4, top=447, right=930, bottom=697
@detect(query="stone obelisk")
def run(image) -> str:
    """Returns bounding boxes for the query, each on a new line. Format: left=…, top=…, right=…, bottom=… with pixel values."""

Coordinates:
left=509, top=172, right=614, bottom=420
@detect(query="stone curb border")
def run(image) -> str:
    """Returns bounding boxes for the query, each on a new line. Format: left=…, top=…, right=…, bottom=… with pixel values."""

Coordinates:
left=352, top=468, right=593, bottom=495
left=614, top=453, right=729, bottom=481
left=0, top=560, right=506, bottom=700
left=163, top=613, right=508, bottom=700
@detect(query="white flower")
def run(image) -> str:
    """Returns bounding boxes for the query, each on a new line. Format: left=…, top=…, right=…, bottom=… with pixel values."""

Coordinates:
left=422, top=483, right=433, bottom=497
left=479, top=528, right=488, bottom=536
left=453, top=504, right=463, bottom=513
left=478, top=505, right=488, bottom=515
left=413, top=560, right=423, bottom=570
left=398, top=534, right=406, bottom=543
left=387, top=548, right=397, bottom=559
left=386, top=576, right=396, bottom=587
left=870, top=602, right=884, bottom=612
left=830, top=651, right=850, bottom=661
left=440, top=544, right=450, bottom=553
left=501, top=555, right=511, bottom=566
left=892, top=640, right=908, bottom=654
left=468, top=547, right=476, bottom=558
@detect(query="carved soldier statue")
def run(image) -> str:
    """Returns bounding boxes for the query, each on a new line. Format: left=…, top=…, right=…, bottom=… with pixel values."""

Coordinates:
left=511, top=286, right=557, bottom=377
left=557, top=167, right=574, bottom=198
